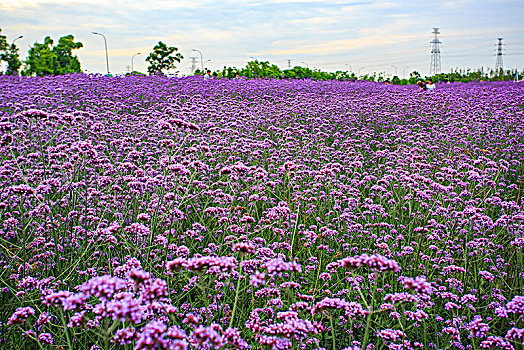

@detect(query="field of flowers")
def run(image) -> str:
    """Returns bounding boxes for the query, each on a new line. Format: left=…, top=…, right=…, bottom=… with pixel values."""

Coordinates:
left=0, top=74, right=523, bottom=350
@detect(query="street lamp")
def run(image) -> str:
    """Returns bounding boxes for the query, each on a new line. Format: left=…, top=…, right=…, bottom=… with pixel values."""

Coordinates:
left=402, top=66, right=410, bottom=79
left=12, top=35, right=23, bottom=46
left=203, top=59, right=211, bottom=70
left=345, top=64, right=352, bottom=72
left=92, top=32, right=110, bottom=75
left=358, top=66, right=365, bottom=75
left=192, top=49, right=203, bottom=71
left=301, top=61, right=309, bottom=68
left=131, top=52, right=141, bottom=73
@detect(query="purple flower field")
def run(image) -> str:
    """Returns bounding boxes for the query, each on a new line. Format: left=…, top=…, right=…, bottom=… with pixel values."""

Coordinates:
left=0, top=74, right=523, bottom=350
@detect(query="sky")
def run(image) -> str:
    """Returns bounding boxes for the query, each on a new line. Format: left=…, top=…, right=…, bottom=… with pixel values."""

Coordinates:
left=1, top=0, right=523, bottom=77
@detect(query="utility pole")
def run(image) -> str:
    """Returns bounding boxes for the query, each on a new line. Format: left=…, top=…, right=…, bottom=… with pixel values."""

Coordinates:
left=402, top=66, right=410, bottom=79
left=391, top=65, right=398, bottom=76
left=287, top=59, right=292, bottom=69
left=189, top=57, right=198, bottom=75
left=429, top=28, right=442, bottom=75
left=495, top=38, right=503, bottom=75
left=192, top=49, right=203, bottom=71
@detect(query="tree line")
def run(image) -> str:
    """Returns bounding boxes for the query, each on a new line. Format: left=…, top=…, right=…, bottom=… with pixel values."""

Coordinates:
left=1, top=30, right=83, bottom=76
left=0, top=30, right=182, bottom=77
left=203, top=62, right=522, bottom=83
left=1, top=29, right=521, bottom=82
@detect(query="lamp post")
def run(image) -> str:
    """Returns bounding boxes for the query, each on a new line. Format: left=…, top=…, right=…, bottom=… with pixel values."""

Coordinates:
left=358, top=66, right=365, bottom=75
left=92, top=32, right=110, bottom=75
left=131, top=52, right=141, bottom=73
left=301, top=61, right=309, bottom=68
left=402, top=66, right=410, bottom=79
left=192, top=49, right=203, bottom=71
left=12, top=35, right=23, bottom=46
left=345, top=64, right=352, bottom=72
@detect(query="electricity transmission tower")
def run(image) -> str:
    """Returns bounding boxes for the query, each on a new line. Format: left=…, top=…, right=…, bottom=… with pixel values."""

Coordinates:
left=190, top=57, right=198, bottom=75
left=287, top=59, right=292, bottom=69
left=429, top=28, right=442, bottom=75
left=495, top=38, right=503, bottom=75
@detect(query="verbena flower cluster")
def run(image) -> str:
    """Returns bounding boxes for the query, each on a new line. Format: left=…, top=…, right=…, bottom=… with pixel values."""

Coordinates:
left=0, top=74, right=523, bottom=349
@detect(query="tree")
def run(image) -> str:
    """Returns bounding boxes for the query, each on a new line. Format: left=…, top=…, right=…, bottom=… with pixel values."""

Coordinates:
left=391, top=75, right=401, bottom=85
left=0, top=29, right=7, bottom=53
left=23, top=35, right=82, bottom=76
left=53, top=35, right=83, bottom=74
left=0, top=29, right=22, bottom=75
left=408, top=71, right=421, bottom=84
left=3, top=45, right=22, bottom=75
left=24, top=36, right=56, bottom=76
left=146, top=42, right=183, bottom=75
left=240, top=60, right=282, bottom=78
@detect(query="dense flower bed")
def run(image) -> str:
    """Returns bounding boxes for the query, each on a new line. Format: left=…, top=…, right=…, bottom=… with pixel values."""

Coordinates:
left=0, top=74, right=523, bottom=349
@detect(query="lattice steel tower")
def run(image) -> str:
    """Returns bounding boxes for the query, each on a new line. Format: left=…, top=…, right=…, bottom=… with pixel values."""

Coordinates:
left=495, top=38, right=503, bottom=74
left=430, top=28, right=442, bottom=75
left=190, top=57, right=198, bottom=75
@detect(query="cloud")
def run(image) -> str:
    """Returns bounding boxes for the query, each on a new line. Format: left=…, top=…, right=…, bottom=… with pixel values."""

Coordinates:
left=261, top=32, right=422, bottom=56
left=0, top=0, right=210, bottom=10
left=1, top=0, right=522, bottom=75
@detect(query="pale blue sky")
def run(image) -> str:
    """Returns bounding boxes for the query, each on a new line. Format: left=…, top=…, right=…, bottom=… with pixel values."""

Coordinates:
left=1, top=0, right=523, bottom=77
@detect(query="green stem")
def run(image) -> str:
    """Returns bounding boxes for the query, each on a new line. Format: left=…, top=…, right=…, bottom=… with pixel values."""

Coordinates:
left=361, top=307, right=373, bottom=349
left=16, top=325, right=44, bottom=350
left=228, top=260, right=244, bottom=329
left=329, top=315, right=336, bottom=350
left=59, top=308, right=73, bottom=349
left=105, top=319, right=119, bottom=350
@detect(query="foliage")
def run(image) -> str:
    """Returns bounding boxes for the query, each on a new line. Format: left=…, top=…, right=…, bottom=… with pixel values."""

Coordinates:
left=53, top=35, right=83, bottom=74
left=391, top=75, right=401, bottom=85
left=208, top=60, right=358, bottom=82
left=200, top=59, right=523, bottom=85
left=0, top=29, right=7, bottom=53
left=145, top=41, right=183, bottom=75
left=408, top=71, right=421, bottom=84
left=426, top=68, right=522, bottom=83
left=23, top=35, right=83, bottom=76
left=0, top=29, right=22, bottom=75
left=2, top=45, right=22, bottom=75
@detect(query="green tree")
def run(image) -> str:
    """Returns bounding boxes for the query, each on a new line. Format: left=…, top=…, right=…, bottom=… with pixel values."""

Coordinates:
left=0, top=29, right=7, bottom=53
left=53, top=35, right=83, bottom=74
left=24, top=36, right=56, bottom=76
left=408, top=71, right=421, bottom=84
left=3, top=44, right=22, bottom=75
left=391, top=75, right=401, bottom=85
left=0, top=29, right=22, bottom=75
left=240, top=60, right=281, bottom=78
left=145, top=42, right=183, bottom=75
left=23, top=35, right=82, bottom=76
